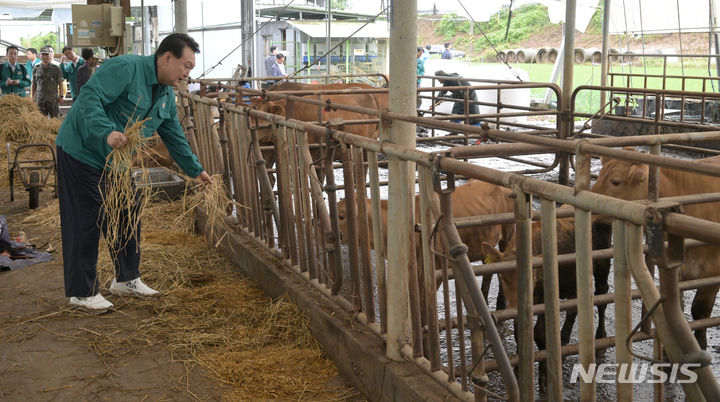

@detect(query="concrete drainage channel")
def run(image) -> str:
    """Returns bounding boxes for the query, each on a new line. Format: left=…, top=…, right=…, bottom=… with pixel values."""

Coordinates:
left=194, top=207, right=458, bottom=401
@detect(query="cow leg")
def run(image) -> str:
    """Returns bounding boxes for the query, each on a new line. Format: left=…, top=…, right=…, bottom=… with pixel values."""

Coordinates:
left=691, top=285, right=720, bottom=350
left=561, top=311, right=576, bottom=346
left=496, top=283, right=507, bottom=310
left=481, top=274, right=492, bottom=304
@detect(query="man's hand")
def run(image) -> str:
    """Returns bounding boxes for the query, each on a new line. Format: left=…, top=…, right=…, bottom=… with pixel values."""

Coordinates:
left=107, top=131, right=127, bottom=149
left=196, top=171, right=213, bottom=185
left=5, top=78, right=11, bottom=86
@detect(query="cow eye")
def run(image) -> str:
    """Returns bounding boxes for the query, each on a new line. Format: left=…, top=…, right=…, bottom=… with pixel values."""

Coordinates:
left=338, top=213, right=344, bottom=220
left=611, top=179, right=621, bottom=186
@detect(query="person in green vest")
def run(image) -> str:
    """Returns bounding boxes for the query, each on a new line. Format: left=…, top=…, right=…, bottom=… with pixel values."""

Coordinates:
left=60, top=46, right=85, bottom=101
left=0, top=46, right=30, bottom=97
left=55, top=33, right=212, bottom=312
left=24, top=47, right=40, bottom=83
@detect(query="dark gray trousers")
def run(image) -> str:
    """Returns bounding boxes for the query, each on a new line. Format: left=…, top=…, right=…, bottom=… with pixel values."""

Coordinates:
left=56, top=146, right=141, bottom=297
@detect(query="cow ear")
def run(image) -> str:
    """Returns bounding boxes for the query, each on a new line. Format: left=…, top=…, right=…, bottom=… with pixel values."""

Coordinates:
left=481, top=242, right=503, bottom=263
left=269, top=103, right=285, bottom=116
left=631, top=164, right=648, bottom=183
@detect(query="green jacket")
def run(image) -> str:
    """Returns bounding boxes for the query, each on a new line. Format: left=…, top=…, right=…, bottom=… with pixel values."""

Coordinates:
left=61, top=57, right=85, bottom=99
left=56, top=54, right=204, bottom=178
left=25, top=59, right=40, bottom=83
left=0, top=62, right=30, bottom=97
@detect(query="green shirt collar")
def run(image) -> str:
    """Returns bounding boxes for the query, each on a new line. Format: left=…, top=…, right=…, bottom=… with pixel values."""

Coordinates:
left=146, top=54, right=159, bottom=86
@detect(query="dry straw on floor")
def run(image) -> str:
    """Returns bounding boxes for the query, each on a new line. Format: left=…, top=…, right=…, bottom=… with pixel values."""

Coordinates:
left=17, top=189, right=356, bottom=399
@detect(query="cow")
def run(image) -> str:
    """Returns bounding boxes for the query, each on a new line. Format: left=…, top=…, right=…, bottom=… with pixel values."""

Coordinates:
left=480, top=211, right=612, bottom=386
left=336, top=179, right=516, bottom=292
left=591, top=148, right=720, bottom=349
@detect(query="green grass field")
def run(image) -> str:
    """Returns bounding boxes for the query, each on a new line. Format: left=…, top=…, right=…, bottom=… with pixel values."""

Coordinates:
left=479, top=62, right=720, bottom=113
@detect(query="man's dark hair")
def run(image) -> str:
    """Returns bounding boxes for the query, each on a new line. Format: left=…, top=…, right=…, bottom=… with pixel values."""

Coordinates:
left=417, top=46, right=423, bottom=53
left=276, top=53, right=285, bottom=60
left=27, top=48, right=37, bottom=55
left=269, top=45, right=277, bottom=53
left=444, top=42, right=451, bottom=49
left=156, top=33, right=200, bottom=59
left=81, top=47, right=94, bottom=60
left=62, top=46, right=72, bottom=53
left=6, top=45, right=18, bottom=54
left=425, top=45, right=431, bottom=50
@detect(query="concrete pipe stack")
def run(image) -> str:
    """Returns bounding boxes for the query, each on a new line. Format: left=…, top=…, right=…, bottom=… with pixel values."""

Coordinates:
left=516, top=48, right=538, bottom=63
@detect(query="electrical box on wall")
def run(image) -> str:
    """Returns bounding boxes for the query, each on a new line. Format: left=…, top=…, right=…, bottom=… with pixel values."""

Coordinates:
left=71, top=4, right=124, bottom=47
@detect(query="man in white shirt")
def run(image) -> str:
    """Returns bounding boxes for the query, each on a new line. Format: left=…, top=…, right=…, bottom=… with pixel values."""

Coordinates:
left=269, top=53, right=286, bottom=85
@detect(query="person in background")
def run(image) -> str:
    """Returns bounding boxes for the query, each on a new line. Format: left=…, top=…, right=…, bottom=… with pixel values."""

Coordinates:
left=0, top=46, right=30, bottom=97
left=416, top=46, right=425, bottom=110
left=75, top=47, right=98, bottom=95
left=263, top=45, right=278, bottom=88
left=269, top=53, right=286, bottom=85
left=420, top=44, right=431, bottom=64
left=60, top=46, right=86, bottom=101
left=55, top=33, right=212, bottom=312
left=25, top=48, right=40, bottom=84
left=435, top=69, right=479, bottom=124
left=441, top=42, right=453, bottom=60
left=31, top=46, right=64, bottom=117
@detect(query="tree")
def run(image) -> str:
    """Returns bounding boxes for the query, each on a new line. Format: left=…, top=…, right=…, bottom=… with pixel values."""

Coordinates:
left=331, top=0, right=349, bottom=10
left=20, top=32, right=62, bottom=51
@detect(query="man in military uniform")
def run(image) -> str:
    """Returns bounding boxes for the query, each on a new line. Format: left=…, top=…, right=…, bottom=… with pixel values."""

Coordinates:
left=31, top=46, right=64, bottom=118
left=61, top=46, right=85, bottom=101
left=0, top=45, right=31, bottom=97
left=55, top=33, right=212, bottom=312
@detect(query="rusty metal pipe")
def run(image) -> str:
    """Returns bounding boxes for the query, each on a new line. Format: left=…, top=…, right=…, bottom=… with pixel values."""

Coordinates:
left=625, top=223, right=706, bottom=401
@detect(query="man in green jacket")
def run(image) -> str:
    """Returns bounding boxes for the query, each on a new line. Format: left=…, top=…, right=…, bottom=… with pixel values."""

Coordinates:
left=60, top=46, right=85, bottom=101
left=25, top=47, right=40, bottom=83
left=0, top=46, right=31, bottom=97
left=56, top=33, right=212, bottom=312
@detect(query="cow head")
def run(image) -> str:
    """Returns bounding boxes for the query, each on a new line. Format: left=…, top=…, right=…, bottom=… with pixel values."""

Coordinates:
left=480, top=239, right=541, bottom=310
left=591, top=147, right=649, bottom=223
left=248, top=98, right=286, bottom=143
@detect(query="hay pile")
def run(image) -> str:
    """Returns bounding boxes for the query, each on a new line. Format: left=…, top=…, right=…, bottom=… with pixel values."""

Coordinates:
left=0, top=95, right=60, bottom=189
left=0, top=94, right=60, bottom=144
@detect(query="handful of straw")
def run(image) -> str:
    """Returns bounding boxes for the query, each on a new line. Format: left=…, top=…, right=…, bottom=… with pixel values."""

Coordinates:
left=179, top=174, right=244, bottom=246
left=100, top=117, right=152, bottom=254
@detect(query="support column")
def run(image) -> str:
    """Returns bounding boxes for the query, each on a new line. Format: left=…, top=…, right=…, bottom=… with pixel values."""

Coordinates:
left=558, top=0, right=576, bottom=186
left=174, top=0, right=187, bottom=34
left=386, top=0, right=417, bottom=361
left=600, top=0, right=611, bottom=110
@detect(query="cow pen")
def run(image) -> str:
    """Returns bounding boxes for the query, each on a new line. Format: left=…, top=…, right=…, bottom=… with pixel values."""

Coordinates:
left=176, top=75, right=720, bottom=401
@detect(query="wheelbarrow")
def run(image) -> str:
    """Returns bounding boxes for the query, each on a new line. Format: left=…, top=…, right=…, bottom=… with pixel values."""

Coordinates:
left=7, top=143, right=57, bottom=209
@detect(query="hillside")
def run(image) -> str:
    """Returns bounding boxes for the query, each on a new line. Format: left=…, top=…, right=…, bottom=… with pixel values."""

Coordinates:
left=417, top=6, right=712, bottom=63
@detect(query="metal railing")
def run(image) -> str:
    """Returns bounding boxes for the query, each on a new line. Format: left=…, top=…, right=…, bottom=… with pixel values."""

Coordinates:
left=177, top=80, right=720, bottom=401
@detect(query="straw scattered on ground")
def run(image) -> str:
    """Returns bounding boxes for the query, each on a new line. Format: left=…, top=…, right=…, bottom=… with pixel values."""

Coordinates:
left=15, top=194, right=356, bottom=400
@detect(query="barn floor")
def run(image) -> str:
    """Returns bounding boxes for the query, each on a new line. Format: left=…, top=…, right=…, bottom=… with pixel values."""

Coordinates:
left=0, top=188, right=360, bottom=400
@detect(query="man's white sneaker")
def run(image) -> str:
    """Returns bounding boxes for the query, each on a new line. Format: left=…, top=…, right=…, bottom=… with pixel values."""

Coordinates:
left=109, top=277, right=160, bottom=297
left=69, top=294, right=113, bottom=312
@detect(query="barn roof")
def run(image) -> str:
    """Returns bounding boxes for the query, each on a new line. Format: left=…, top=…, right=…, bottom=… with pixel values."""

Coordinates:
left=286, top=20, right=389, bottom=39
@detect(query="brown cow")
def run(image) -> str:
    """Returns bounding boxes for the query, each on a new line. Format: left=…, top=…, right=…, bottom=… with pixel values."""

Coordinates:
left=591, top=149, right=720, bottom=349
left=336, top=179, right=515, bottom=283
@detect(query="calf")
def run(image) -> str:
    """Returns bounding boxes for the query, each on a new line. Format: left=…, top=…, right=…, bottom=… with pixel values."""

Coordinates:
left=337, top=180, right=515, bottom=286
left=591, top=149, right=720, bottom=349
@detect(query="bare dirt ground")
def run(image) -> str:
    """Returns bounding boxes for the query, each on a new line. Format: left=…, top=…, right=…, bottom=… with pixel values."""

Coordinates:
left=0, top=188, right=359, bottom=400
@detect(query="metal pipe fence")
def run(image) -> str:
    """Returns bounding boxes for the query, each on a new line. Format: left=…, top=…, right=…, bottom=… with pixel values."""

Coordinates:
left=178, top=81, right=720, bottom=401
